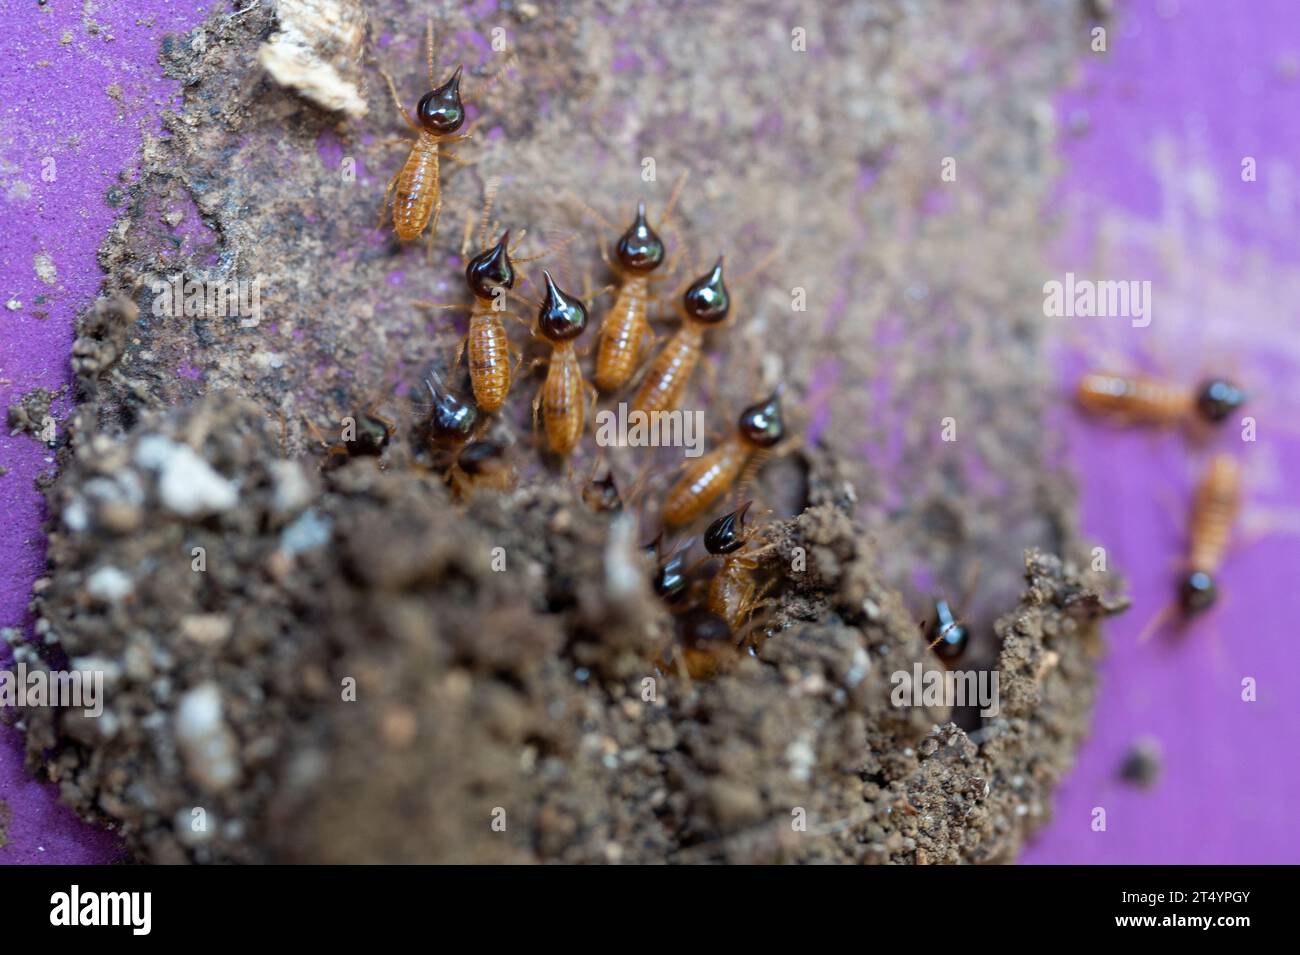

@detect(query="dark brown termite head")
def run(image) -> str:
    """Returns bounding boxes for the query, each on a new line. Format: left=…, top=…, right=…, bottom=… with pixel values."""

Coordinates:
left=737, top=389, right=784, bottom=448
left=465, top=231, right=516, bottom=300
left=654, top=551, right=690, bottom=603
left=1194, top=378, right=1247, bottom=424
left=614, top=201, right=666, bottom=274
left=416, top=65, right=465, bottom=135
left=1178, top=569, right=1217, bottom=616
left=928, top=599, right=968, bottom=662
left=425, top=375, right=478, bottom=444
left=583, top=469, right=622, bottom=512
left=682, top=257, right=730, bottom=324
left=537, top=271, right=588, bottom=341
left=703, top=501, right=753, bottom=556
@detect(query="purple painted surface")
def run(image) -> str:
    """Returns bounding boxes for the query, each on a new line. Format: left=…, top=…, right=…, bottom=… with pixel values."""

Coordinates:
left=1, top=0, right=1296, bottom=864
left=0, top=0, right=208, bottom=863
left=1024, top=0, right=1300, bottom=864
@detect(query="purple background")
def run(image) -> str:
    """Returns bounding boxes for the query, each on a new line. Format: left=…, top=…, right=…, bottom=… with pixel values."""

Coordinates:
left=1, top=1, right=1297, bottom=864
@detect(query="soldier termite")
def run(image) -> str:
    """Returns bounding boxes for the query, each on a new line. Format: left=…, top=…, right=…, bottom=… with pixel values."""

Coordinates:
left=377, top=19, right=475, bottom=248
left=587, top=176, right=688, bottom=393
left=1075, top=371, right=1247, bottom=429
left=413, top=188, right=555, bottom=413
left=924, top=599, right=969, bottom=663
left=1140, top=453, right=1242, bottom=640
left=531, top=272, right=597, bottom=458
left=661, top=389, right=785, bottom=527
left=701, top=501, right=778, bottom=641
left=630, top=257, right=730, bottom=416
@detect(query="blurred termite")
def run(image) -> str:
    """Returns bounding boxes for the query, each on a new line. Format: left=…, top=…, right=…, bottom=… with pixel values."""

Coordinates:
left=662, top=390, right=785, bottom=527
left=305, top=406, right=397, bottom=469
left=1075, top=371, right=1247, bottom=429
left=924, top=599, right=969, bottom=664
left=585, top=176, right=688, bottom=393
left=674, top=608, right=735, bottom=680
left=701, top=501, right=777, bottom=641
left=377, top=19, right=476, bottom=247
left=1140, top=453, right=1242, bottom=640
left=532, top=272, right=597, bottom=457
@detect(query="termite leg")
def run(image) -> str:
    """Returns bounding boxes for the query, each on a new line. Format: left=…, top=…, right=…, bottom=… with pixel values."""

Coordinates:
left=379, top=68, right=419, bottom=132
left=377, top=169, right=400, bottom=230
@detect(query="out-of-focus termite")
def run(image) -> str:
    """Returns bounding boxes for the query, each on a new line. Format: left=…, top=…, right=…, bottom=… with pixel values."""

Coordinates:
left=1140, top=453, right=1242, bottom=640
left=661, top=390, right=785, bottom=527
left=377, top=20, right=474, bottom=246
left=532, top=272, right=595, bottom=457
left=701, top=502, right=776, bottom=639
left=590, top=178, right=687, bottom=392
left=1178, top=453, right=1241, bottom=615
left=306, top=407, right=397, bottom=469
left=924, top=599, right=969, bottom=663
left=1075, top=372, right=1247, bottom=428
left=630, top=258, right=730, bottom=416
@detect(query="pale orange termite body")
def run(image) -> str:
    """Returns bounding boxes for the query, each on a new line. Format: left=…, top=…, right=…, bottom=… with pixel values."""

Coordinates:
left=631, top=259, right=730, bottom=415
left=632, top=324, right=703, bottom=415
left=1076, top=372, right=1246, bottom=427
left=392, top=134, right=443, bottom=242
left=1189, top=454, right=1240, bottom=574
left=595, top=201, right=670, bottom=392
left=533, top=272, right=593, bottom=457
left=543, top=343, right=586, bottom=456
left=662, top=391, right=784, bottom=527
left=595, top=275, right=652, bottom=392
left=466, top=301, right=511, bottom=412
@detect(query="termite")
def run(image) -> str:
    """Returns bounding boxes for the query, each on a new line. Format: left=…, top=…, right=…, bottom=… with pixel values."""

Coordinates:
left=924, top=599, right=969, bottom=663
left=423, top=372, right=479, bottom=448
left=701, top=501, right=776, bottom=639
left=1075, top=372, right=1247, bottom=428
left=630, top=258, right=730, bottom=415
left=1139, top=453, right=1242, bottom=640
left=1178, top=453, right=1241, bottom=615
left=661, top=389, right=784, bottom=527
left=532, top=272, right=596, bottom=457
left=591, top=180, right=686, bottom=392
left=377, top=20, right=474, bottom=246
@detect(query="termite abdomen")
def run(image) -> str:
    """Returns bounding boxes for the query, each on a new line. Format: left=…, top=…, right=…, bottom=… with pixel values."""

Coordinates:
left=1194, top=378, right=1247, bottom=423
left=416, top=66, right=465, bottom=134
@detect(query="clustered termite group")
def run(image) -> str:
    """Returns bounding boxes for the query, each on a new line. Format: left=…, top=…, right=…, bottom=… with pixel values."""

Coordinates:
left=1075, top=369, right=1246, bottom=632
left=311, top=27, right=793, bottom=679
